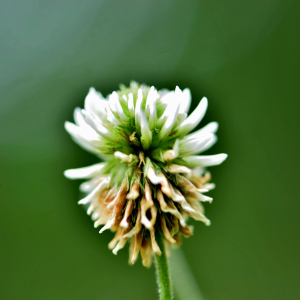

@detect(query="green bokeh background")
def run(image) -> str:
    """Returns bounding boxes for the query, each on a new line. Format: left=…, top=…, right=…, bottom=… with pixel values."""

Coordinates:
left=1, top=1, right=299, bottom=299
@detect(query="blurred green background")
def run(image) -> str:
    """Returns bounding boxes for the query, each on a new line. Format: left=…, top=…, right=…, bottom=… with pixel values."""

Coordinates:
left=1, top=0, right=299, bottom=299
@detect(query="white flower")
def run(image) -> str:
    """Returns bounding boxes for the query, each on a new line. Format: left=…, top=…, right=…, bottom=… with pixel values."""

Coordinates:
left=64, top=82, right=227, bottom=267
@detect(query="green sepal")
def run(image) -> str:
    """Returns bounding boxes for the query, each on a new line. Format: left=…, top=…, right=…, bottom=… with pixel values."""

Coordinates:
left=125, top=167, right=135, bottom=190
left=118, top=97, right=131, bottom=117
left=102, top=158, right=127, bottom=187
left=129, top=169, right=139, bottom=190
left=128, top=154, right=139, bottom=168
left=151, top=160, right=162, bottom=174
left=156, top=102, right=167, bottom=120
left=141, top=135, right=151, bottom=151
left=143, top=157, right=152, bottom=178
left=172, top=157, right=189, bottom=167
left=150, top=148, right=164, bottom=162
left=113, top=164, right=127, bottom=187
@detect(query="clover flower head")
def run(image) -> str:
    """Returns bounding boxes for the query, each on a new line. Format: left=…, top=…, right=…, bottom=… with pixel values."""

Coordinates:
left=64, top=82, right=227, bottom=267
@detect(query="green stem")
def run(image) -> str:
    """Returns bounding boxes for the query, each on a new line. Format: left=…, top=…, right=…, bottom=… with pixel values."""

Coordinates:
left=155, top=233, right=173, bottom=300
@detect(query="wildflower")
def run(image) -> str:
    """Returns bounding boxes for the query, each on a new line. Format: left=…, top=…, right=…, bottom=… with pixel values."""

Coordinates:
left=64, top=82, right=227, bottom=267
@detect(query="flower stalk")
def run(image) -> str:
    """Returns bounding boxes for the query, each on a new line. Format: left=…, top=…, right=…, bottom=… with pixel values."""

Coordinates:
left=155, top=232, right=173, bottom=300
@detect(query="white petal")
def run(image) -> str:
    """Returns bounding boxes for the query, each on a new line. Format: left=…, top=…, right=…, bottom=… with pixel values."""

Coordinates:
left=87, top=201, right=98, bottom=215
left=166, top=164, right=191, bottom=174
left=64, top=121, right=84, bottom=139
left=177, top=97, right=208, bottom=136
left=182, top=153, right=228, bottom=167
left=186, top=122, right=219, bottom=140
left=191, top=167, right=205, bottom=177
left=82, top=111, right=118, bottom=142
left=145, top=86, right=155, bottom=114
left=64, top=121, right=100, bottom=143
left=179, top=88, right=191, bottom=114
left=197, top=193, right=213, bottom=203
left=106, top=106, right=121, bottom=126
left=158, top=90, right=176, bottom=124
left=157, top=190, right=186, bottom=226
left=84, top=88, right=107, bottom=122
left=146, top=166, right=161, bottom=185
left=123, top=210, right=142, bottom=238
left=109, top=92, right=128, bottom=122
left=74, top=108, right=90, bottom=128
left=114, top=151, right=129, bottom=162
left=70, top=135, right=100, bottom=155
left=99, top=218, right=115, bottom=234
left=162, top=139, right=179, bottom=161
left=78, top=178, right=109, bottom=205
left=159, top=88, right=170, bottom=97
left=197, top=188, right=209, bottom=193
left=179, top=133, right=213, bottom=156
left=64, top=163, right=105, bottom=179
left=128, top=93, right=135, bottom=115
left=198, top=135, right=218, bottom=153
left=126, top=182, right=140, bottom=200
left=203, top=183, right=216, bottom=190
left=160, top=90, right=174, bottom=105
left=114, top=151, right=138, bottom=163
left=108, top=92, right=117, bottom=114
left=112, top=238, right=128, bottom=254
left=172, top=188, right=196, bottom=213
left=140, top=111, right=152, bottom=150
left=157, top=86, right=181, bottom=141
left=65, top=119, right=102, bottom=154
left=135, top=89, right=143, bottom=127
left=145, top=86, right=158, bottom=130
left=79, top=177, right=102, bottom=193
